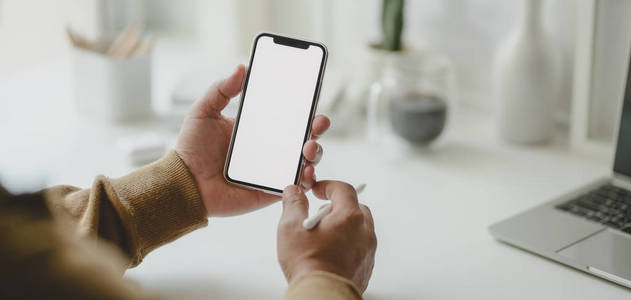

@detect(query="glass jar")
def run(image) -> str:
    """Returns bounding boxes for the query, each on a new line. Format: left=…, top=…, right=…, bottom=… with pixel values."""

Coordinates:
left=367, top=51, right=453, bottom=148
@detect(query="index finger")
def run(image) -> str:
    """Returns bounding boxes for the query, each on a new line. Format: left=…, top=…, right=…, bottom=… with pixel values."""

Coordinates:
left=311, top=180, right=359, bottom=209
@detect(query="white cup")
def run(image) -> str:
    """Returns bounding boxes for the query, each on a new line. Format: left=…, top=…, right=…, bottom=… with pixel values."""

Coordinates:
left=71, top=46, right=152, bottom=122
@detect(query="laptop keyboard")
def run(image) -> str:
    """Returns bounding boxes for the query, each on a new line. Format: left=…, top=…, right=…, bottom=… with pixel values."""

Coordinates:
left=556, top=184, right=631, bottom=234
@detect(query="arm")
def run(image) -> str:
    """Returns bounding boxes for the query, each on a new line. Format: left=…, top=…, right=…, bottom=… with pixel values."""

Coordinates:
left=43, top=150, right=208, bottom=267
left=42, top=64, right=330, bottom=267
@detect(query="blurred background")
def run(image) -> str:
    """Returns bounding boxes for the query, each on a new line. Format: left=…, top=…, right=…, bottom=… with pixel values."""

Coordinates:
left=2, top=0, right=576, bottom=112
left=1, top=1, right=631, bottom=299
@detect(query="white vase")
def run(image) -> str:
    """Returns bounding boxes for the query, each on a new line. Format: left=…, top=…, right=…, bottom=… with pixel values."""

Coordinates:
left=494, top=0, right=561, bottom=144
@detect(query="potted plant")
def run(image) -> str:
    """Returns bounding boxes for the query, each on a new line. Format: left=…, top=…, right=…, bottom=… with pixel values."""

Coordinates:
left=358, top=0, right=406, bottom=93
left=365, top=0, right=452, bottom=146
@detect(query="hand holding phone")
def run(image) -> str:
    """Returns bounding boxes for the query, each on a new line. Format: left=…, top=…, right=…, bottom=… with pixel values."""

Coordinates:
left=175, top=63, right=329, bottom=217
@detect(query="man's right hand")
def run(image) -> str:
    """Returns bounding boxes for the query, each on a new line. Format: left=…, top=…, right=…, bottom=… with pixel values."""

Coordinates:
left=277, top=181, right=377, bottom=293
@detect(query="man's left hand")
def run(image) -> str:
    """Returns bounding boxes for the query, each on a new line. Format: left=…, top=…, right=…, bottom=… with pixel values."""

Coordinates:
left=176, top=64, right=330, bottom=216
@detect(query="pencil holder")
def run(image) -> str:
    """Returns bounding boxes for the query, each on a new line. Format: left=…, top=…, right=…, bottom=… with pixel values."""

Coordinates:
left=71, top=46, right=152, bottom=122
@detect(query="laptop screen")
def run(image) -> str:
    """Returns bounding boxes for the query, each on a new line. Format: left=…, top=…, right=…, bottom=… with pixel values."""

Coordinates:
left=613, top=55, right=631, bottom=177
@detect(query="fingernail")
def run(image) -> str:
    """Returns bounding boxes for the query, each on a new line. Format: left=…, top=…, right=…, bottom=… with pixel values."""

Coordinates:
left=316, top=144, right=322, bottom=155
left=231, top=65, right=243, bottom=77
left=301, top=180, right=312, bottom=190
left=312, top=172, right=316, bottom=181
left=284, top=185, right=299, bottom=196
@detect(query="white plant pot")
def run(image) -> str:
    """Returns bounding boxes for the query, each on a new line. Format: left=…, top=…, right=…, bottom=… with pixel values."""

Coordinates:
left=494, top=0, right=561, bottom=144
left=354, top=45, right=419, bottom=108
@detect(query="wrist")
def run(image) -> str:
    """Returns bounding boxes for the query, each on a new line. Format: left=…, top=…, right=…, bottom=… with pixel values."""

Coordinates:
left=287, top=259, right=352, bottom=285
left=174, top=149, right=214, bottom=216
left=286, top=270, right=363, bottom=299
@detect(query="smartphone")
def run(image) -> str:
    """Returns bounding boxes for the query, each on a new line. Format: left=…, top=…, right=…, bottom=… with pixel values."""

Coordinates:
left=224, top=33, right=328, bottom=195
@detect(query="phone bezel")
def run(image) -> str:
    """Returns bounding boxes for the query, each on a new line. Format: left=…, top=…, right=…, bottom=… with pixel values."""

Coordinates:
left=223, top=32, right=328, bottom=195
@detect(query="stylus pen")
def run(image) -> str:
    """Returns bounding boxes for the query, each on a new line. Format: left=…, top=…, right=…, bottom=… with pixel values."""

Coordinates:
left=302, top=184, right=366, bottom=230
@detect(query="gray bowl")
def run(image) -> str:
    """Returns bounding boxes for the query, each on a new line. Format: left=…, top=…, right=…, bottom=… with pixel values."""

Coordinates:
left=388, top=94, right=447, bottom=144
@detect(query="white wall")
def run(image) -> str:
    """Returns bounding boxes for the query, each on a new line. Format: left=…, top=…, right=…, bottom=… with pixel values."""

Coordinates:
left=0, top=0, right=70, bottom=76
left=588, top=0, right=631, bottom=141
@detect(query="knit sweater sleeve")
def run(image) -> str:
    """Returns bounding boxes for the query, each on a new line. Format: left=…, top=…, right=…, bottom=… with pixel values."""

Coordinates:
left=43, top=150, right=208, bottom=267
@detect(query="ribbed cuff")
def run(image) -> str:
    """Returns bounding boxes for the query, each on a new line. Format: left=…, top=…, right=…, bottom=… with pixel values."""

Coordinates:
left=110, top=150, right=208, bottom=266
left=285, top=271, right=362, bottom=300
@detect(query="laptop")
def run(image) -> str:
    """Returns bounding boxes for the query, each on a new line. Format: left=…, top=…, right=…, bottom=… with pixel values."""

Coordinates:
left=489, top=54, right=631, bottom=288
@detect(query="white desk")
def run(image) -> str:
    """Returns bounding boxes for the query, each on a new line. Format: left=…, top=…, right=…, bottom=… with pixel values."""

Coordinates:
left=1, top=43, right=629, bottom=300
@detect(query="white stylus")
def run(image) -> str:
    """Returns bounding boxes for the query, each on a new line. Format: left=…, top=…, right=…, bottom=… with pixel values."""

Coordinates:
left=302, top=184, right=366, bottom=230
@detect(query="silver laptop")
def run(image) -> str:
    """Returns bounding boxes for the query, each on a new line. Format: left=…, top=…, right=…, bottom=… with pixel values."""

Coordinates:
left=489, top=54, right=631, bottom=288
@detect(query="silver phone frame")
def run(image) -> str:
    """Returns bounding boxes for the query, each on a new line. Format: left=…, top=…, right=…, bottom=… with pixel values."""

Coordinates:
left=223, top=32, right=328, bottom=196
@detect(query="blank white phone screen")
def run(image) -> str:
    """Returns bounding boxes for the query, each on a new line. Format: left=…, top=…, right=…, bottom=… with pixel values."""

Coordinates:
left=227, top=36, right=324, bottom=192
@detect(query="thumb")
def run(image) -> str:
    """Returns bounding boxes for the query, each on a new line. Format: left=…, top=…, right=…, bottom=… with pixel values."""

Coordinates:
left=191, top=64, right=246, bottom=118
left=281, top=185, right=309, bottom=221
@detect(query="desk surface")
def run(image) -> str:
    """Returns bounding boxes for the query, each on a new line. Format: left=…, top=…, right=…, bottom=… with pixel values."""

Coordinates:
left=1, top=45, right=630, bottom=299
